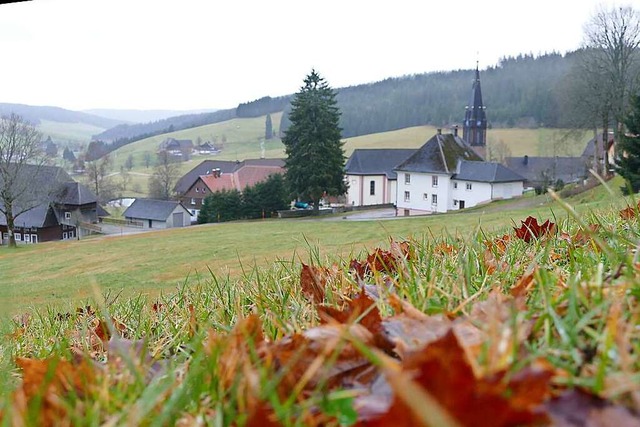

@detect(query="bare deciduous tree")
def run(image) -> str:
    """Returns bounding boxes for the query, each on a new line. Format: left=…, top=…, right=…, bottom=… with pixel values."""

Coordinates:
left=0, top=114, right=48, bottom=248
left=572, top=5, right=640, bottom=174
left=84, top=155, right=115, bottom=203
left=148, top=151, right=180, bottom=200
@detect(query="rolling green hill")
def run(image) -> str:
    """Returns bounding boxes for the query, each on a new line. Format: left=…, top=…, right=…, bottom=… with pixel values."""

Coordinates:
left=107, top=112, right=593, bottom=198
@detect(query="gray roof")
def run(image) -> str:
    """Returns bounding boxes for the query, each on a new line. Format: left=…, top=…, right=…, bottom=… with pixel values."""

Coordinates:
left=123, top=199, right=188, bottom=221
left=174, top=158, right=286, bottom=194
left=395, top=133, right=482, bottom=174
left=53, top=181, right=98, bottom=205
left=453, top=160, right=524, bottom=183
left=0, top=164, right=96, bottom=228
left=345, top=149, right=416, bottom=179
left=0, top=203, right=58, bottom=228
left=504, top=156, right=589, bottom=186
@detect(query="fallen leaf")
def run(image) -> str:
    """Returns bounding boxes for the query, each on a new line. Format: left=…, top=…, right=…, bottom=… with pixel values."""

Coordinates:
left=514, top=216, right=556, bottom=243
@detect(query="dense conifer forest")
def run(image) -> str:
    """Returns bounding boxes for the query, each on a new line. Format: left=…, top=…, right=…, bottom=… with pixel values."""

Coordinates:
left=93, top=52, right=576, bottom=145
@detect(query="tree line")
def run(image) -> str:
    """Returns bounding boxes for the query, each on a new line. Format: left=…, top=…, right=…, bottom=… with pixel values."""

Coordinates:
left=197, top=174, right=288, bottom=223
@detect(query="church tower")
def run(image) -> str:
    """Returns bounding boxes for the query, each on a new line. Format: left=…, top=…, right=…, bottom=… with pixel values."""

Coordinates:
left=463, top=64, right=487, bottom=155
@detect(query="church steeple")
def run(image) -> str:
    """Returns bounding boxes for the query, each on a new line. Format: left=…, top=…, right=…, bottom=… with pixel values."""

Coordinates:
left=463, top=63, right=487, bottom=148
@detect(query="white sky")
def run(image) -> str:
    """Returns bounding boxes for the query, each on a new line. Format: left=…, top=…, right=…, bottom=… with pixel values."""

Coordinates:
left=0, top=0, right=636, bottom=111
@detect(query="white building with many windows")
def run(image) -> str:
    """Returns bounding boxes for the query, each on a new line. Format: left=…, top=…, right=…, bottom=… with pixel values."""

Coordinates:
left=394, top=130, right=524, bottom=216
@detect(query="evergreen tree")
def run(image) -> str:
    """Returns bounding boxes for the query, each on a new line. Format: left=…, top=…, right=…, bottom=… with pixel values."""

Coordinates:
left=198, top=190, right=242, bottom=223
left=617, top=94, right=640, bottom=194
left=62, top=147, right=76, bottom=163
left=265, top=114, right=273, bottom=140
left=282, top=70, right=347, bottom=212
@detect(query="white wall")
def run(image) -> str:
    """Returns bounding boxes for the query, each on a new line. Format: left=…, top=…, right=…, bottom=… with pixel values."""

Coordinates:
left=492, top=181, right=523, bottom=199
left=449, top=180, right=492, bottom=210
left=396, top=172, right=450, bottom=214
left=346, top=174, right=394, bottom=206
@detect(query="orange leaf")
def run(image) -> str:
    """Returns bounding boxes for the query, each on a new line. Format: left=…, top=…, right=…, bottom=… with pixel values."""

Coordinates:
left=300, top=263, right=330, bottom=303
left=514, top=216, right=556, bottom=243
left=363, top=330, right=552, bottom=427
left=318, top=290, right=393, bottom=353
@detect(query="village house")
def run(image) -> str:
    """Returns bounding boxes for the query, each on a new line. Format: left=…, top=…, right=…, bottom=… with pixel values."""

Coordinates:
left=504, top=155, right=589, bottom=190
left=177, top=158, right=285, bottom=220
left=394, top=129, right=524, bottom=215
left=0, top=165, right=105, bottom=244
left=123, top=199, right=191, bottom=229
left=158, top=137, right=194, bottom=157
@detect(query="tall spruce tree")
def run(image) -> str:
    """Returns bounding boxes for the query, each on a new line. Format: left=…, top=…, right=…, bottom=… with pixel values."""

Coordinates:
left=265, top=114, right=273, bottom=140
left=282, top=70, right=346, bottom=212
left=617, top=95, right=640, bottom=194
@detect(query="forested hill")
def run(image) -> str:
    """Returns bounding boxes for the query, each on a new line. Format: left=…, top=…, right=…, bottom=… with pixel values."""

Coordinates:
left=95, top=52, right=576, bottom=143
left=280, top=52, right=576, bottom=137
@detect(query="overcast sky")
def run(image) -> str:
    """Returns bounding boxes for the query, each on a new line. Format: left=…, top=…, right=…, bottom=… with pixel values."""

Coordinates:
left=0, top=0, right=635, bottom=111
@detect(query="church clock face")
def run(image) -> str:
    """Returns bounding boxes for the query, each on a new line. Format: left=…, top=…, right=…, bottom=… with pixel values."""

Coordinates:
left=465, top=120, right=469, bottom=126
left=477, top=120, right=482, bottom=126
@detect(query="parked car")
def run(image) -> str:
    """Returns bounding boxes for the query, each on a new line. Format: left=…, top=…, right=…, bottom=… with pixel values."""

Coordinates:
left=293, top=201, right=312, bottom=210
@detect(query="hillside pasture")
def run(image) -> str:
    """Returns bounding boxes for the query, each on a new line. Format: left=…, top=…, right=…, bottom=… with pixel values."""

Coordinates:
left=37, top=120, right=106, bottom=146
left=0, top=178, right=626, bottom=317
left=105, top=116, right=593, bottom=198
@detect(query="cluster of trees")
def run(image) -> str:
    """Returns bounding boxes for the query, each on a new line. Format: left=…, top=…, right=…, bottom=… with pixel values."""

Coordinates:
left=236, top=96, right=289, bottom=118
left=197, top=174, right=288, bottom=223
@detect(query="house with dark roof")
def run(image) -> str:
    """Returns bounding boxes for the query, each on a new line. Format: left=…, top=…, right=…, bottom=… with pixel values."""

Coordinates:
left=581, top=131, right=616, bottom=174
left=0, top=165, right=105, bottom=244
left=176, top=159, right=286, bottom=219
left=504, top=155, right=589, bottom=189
left=395, top=129, right=524, bottom=215
left=123, top=199, right=191, bottom=229
left=158, top=138, right=194, bottom=157
left=344, top=148, right=415, bottom=206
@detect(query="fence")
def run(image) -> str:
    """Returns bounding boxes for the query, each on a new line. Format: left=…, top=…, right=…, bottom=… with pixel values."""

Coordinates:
left=99, top=217, right=144, bottom=228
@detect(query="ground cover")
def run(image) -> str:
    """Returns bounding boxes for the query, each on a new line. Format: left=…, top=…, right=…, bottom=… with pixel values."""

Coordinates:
left=1, top=178, right=639, bottom=425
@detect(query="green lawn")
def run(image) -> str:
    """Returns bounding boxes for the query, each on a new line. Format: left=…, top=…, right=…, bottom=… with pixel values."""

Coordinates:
left=0, top=178, right=626, bottom=317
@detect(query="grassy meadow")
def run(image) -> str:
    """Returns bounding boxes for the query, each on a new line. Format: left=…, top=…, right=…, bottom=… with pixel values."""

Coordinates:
left=0, top=177, right=626, bottom=318
left=1, top=174, right=640, bottom=425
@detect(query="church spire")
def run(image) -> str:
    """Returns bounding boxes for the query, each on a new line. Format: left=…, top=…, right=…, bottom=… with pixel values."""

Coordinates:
left=463, top=64, right=487, bottom=148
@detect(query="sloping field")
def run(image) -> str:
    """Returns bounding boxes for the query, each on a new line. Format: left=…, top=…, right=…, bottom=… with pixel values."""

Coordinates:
left=0, top=178, right=625, bottom=317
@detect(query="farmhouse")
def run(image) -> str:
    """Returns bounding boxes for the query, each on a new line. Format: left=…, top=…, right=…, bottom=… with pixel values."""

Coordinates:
left=123, top=199, right=191, bottom=229
left=504, top=155, right=589, bottom=190
left=395, top=129, right=524, bottom=215
left=0, top=165, right=105, bottom=244
left=158, top=138, right=194, bottom=157
left=176, top=158, right=285, bottom=219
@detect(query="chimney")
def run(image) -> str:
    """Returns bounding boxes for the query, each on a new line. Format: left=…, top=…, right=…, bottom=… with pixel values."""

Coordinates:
left=524, top=155, right=529, bottom=165
left=452, top=125, right=459, bottom=137
left=437, top=128, right=442, bottom=135
left=212, top=168, right=221, bottom=178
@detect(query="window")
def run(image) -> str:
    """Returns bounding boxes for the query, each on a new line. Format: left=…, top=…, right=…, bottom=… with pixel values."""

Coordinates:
left=454, top=182, right=458, bottom=189
left=432, top=194, right=438, bottom=205
left=195, top=188, right=200, bottom=193
left=2, top=233, right=7, bottom=240
left=63, top=232, right=68, bottom=240
left=15, top=233, right=21, bottom=241
left=405, top=173, right=411, bottom=184
left=423, top=193, right=428, bottom=200
left=466, top=183, right=472, bottom=190
left=65, top=211, right=71, bottom=220
left=69, top=230, right=74, bottom=239
left=404, top=191, right=410, bottom=202
left=432, top=176, right=438, bottom=187
left=24, top=234, right=31, bottom=243
left=369, top=180, right=375, bottom=196
left=190, top=198, right=196, bottom=205
left=202, top=187, right=207, bottom=193
left=454, top=199, right=458, bottom=206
